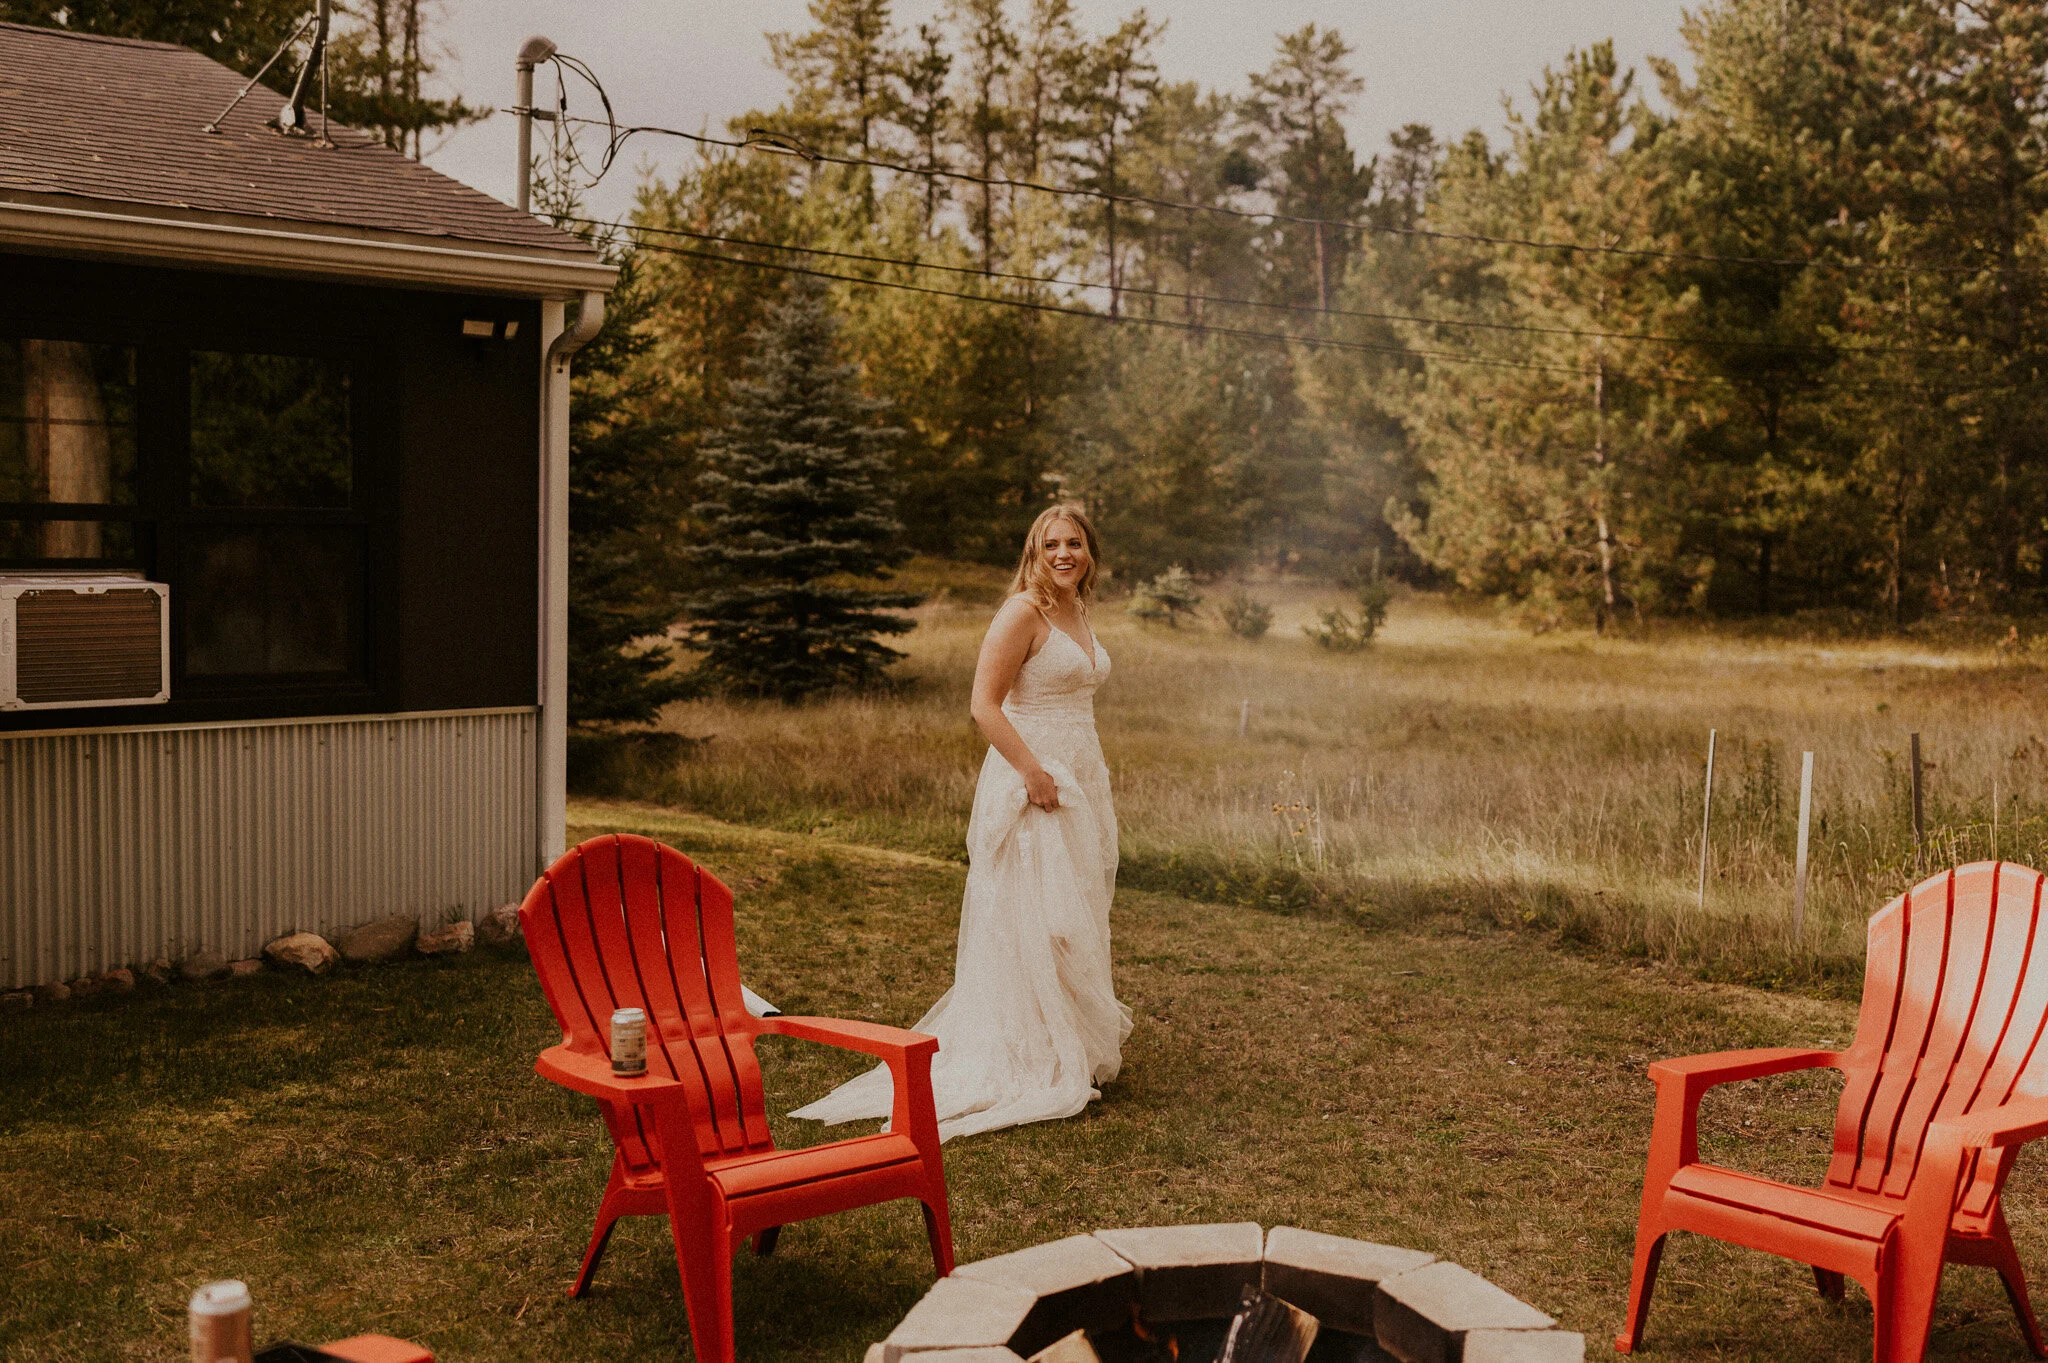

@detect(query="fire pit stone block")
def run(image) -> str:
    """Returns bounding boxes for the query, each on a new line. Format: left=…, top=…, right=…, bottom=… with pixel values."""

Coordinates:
left=1262, top=1226, right=1435, bottom=1338
left=1463, top=1329, right=1585, bottom=1362
left=1092, top=1223, right=1265, bottom=1322
left=881, top=1275, right=1039, bottom=1363
left=1372, top=1261, right=1554, bottom=1363
left=954, top=1233, right=1139, bottom=1357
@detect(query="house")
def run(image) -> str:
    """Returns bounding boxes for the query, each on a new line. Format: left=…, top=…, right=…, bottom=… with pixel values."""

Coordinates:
left=0, top=22, right=616, bottom=988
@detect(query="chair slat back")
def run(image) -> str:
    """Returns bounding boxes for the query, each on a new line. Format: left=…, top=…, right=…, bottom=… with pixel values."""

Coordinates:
left=520, top=834, right=773, bottom=1160
left=1827, top=862, right=2048, bottom=1212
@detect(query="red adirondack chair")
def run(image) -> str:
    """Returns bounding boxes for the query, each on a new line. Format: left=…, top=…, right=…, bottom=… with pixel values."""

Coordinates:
left=519, top=833, right=955, bottom=1363
left=1618, top=860, right=2048, bottom=1362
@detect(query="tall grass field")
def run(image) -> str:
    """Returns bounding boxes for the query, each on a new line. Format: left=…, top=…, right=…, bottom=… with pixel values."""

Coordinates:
left=583, top=568, right=2048, bottom=994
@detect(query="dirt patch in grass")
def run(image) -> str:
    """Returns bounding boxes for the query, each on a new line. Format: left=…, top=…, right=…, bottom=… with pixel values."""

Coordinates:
left=1, top=807, right=2040, bottom=1360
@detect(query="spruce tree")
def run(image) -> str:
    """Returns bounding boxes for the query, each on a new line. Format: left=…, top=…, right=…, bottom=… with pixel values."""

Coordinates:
left=541, top=185, right=695, bottom=729
left=685, top=274, right=918, bottom=701
left=565, top=247, right=694, bottom=726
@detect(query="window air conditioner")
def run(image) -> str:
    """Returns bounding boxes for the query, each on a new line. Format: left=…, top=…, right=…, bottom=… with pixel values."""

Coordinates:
left=0, top=575, right=170, bottom=710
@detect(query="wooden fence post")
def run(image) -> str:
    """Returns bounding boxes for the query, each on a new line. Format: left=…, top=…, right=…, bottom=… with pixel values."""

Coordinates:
left=1794, top=751, right=1814, bottom=943
left=1239, top=699, right=1250, bottom=739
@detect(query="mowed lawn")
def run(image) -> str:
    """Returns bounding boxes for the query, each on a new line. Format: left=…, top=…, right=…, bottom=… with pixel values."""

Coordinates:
left=3, top=800, right=2043, bottom=1361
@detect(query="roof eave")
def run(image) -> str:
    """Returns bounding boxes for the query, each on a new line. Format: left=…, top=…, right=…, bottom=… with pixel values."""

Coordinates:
left=0, top=191, right=618, bottom=298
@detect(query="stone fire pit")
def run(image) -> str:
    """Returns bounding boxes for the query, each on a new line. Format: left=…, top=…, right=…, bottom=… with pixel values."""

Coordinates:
left=866, top=1225, right=1583, bottom=1363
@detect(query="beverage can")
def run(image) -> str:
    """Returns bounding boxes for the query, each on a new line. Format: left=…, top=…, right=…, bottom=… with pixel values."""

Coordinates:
left=189, top=1279, right=253, bottom=1363
left=611, top=1006, right=648, bottom=1075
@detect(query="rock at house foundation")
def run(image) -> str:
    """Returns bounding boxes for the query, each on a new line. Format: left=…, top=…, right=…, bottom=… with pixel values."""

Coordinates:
left=416, top=921, right=475, bottom=956
left=68, top=975, right=103, bottom=999
left=230, top=958, right=264, bottom=978
left=100, top=968, right=136, bottom=993
left=265, top=932, right=339, bottom=975
left=180, top=951, right=230, bottom=983
left=476, top=903, right=522, bottom=947
left=0, top=989, right=30, bottom=1012
left=143, top=958, right=174, bottom=986
left=338, top=914, right=418, bottom=964
left=34, top=980, right=72, bottom=1004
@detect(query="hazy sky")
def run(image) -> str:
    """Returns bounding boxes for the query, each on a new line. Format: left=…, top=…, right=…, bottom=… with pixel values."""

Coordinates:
left=422, top=1, right=1696, bottom=219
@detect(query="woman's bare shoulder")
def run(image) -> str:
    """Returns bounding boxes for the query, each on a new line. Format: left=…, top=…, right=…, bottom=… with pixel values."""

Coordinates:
left=985, top=594, right=1044, bottom=642
left=995, top=592, right=1045, bottom=621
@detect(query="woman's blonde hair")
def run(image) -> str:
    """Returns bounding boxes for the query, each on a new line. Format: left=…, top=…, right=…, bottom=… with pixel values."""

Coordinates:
left=1009, top=502, right=1102, bottom=610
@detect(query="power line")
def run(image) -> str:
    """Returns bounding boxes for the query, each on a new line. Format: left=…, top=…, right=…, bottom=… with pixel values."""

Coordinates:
left=611, top=232, right=2033, bottom=397
left=539, top=51, right=2019, bottom=282
left=619, top=235, right=1592, bottom=375
left=575, top=215, right=1985, bottom=358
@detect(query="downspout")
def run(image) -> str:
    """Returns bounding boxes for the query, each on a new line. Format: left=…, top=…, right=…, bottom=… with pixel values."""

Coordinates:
left=536, top=289, right=604, bottom=869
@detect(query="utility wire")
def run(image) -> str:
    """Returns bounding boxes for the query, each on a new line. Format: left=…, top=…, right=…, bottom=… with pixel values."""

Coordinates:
left=620, top=235, right=1591, bottom=375
left=613, top=233, right=2033, bottom=396
left=546, top=87, right=2019, bottom=280
left=574, top=215, right=1990, bottom=359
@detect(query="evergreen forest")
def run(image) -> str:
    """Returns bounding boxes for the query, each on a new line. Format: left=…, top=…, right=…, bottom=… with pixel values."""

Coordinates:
left=584, top=0, right=2048, bottom=641
left=22, top=0, right=2048, bottom=691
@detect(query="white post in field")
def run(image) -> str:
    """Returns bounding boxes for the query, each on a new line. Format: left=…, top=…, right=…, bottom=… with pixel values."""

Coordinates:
left=1697, top=728, right=1718, bottom=912
left=1239, top=699, right=1250, bottom=739
left=1793, top=750, right=1814, bottom=942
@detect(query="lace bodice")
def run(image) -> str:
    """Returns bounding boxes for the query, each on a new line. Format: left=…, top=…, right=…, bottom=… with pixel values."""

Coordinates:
left=1002, top=626, right=1110, bottom=725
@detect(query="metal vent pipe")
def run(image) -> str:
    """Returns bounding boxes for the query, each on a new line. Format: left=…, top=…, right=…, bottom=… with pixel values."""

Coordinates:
left=515, top=35, right=558, bottom=215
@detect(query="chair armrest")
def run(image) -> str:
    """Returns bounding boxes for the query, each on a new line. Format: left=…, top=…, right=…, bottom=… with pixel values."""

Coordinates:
left=1932, top=1093, right=2048, bottom=1150
left=757, top=1014, right=940, bottom=1063
left=1638, top=1048, right=1840, bottom=1188
left=535, top=1043, right=684, bottom=1103
left=759, top=1015, right=945, bottom=1157
left=1649, top=1047, right=1838, bottom=1091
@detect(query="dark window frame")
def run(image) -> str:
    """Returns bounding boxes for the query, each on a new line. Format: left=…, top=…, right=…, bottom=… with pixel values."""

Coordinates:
left=0, top=323, right=388, bottom=708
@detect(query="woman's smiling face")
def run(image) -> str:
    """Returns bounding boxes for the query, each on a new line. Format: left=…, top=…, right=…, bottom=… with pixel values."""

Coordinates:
left=1042, top=518, right=1091, bottom=594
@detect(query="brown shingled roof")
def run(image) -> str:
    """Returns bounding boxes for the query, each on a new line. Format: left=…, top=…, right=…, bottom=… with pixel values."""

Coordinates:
left=0, top=20, right=592, bottom=257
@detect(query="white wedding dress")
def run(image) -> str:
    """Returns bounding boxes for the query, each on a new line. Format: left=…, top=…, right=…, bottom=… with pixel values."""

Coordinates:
left=791, top=623, right=1131, bottom=1142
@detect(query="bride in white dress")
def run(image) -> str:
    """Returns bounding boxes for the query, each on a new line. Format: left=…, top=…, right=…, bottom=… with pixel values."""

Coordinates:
left=792, top=503, right=1132, bottom=1142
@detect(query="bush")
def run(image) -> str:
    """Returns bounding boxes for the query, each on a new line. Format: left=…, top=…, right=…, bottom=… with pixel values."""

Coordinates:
left=1303, top=552, right=1392, bottom=652
left=1127, top=565, right=1204, bottom=627
left=1303, top=607, right=1369, bottom=652
left=1219, top=589, right=1274, bottom=640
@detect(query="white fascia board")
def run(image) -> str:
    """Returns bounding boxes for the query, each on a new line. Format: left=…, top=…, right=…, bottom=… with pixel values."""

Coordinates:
left=0, top=192, right=617, bottom=299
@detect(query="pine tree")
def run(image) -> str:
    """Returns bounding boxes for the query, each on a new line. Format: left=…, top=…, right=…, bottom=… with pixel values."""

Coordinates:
left=564, top=251, right=694, bottom=727
left=1060, top=13, right=1163, bottom=318
left=1244, top=25, right=1372, bottom=313
left=685, top=274, right=919, bottom=701
left=6, top=0, right=483, bottom=151
left=537, top=183, right=695, bottom=729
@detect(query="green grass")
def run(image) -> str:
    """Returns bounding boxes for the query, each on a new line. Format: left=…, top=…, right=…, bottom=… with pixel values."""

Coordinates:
left=3, top=802, right=2043, bottom=1360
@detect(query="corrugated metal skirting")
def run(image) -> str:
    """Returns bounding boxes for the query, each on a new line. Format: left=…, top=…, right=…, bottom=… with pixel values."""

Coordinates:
left=0, top=708, right=537, bottom=989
